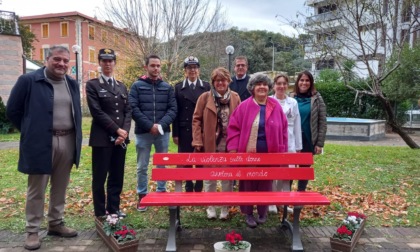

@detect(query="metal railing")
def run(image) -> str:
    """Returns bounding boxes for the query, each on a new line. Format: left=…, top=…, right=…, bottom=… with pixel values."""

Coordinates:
left=0, top=10, right=19, bottom=35
left=306, top=11, right=340, bottom=26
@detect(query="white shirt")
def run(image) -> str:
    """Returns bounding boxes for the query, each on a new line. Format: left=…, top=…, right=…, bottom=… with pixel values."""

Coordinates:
left=271, top=95, right=302, bottom=152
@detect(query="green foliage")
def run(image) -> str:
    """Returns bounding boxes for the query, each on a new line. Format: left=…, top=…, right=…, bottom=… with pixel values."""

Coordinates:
left=18, top=19, right=37, bottom=57
left=316, top=69, right=341, bottom=83
left=0, top=96, right=15, bottom=134
left=315, top=70, right=385, bottom=119
left=226, top=28, right=308, bottom=75
left=383, top=43, right=420, bottom=103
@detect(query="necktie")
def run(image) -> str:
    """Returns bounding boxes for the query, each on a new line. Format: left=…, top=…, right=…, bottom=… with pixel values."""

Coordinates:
left=108, top=78, right=114, bottom=90
left=190, top=82, right=195, bottom=90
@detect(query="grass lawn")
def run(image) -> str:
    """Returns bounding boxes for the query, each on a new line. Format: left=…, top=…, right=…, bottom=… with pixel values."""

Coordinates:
left=0, top=117, right=92, bottom=142
left=0, top=119, right=419, bottom=232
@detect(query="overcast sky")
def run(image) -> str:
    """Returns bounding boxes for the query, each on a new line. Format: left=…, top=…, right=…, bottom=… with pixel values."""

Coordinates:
left=1, top=0, right=308, bottom=36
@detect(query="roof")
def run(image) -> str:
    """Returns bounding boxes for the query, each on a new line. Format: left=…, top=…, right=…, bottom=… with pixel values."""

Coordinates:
left=26, top=58, right=42, bottom=71
left=20, top=11, right=131, bottom=34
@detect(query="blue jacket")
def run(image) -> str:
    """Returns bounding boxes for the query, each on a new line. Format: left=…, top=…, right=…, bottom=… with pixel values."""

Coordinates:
left=129, top=76, right=177, bottom=134
left=6, top=67, right=82, bottom=174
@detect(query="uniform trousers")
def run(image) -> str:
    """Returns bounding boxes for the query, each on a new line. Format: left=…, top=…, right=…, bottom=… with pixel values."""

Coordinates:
left=25, top=133, right=75, bottom=233
left=91, top=145, right=126, bottom=216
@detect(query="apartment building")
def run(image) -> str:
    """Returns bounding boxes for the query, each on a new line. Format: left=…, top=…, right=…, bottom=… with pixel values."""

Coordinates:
left=304, top=0, right=420, bottom=78
left=20, top=11, right=135, bottom=107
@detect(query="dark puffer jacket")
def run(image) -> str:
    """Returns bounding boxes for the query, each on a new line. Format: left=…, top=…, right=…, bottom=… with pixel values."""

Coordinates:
left=129, top=76, right=177, bottom=134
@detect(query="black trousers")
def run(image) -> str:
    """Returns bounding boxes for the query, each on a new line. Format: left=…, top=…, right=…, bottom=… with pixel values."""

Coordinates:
left=92, top=146, right=126, bottom=217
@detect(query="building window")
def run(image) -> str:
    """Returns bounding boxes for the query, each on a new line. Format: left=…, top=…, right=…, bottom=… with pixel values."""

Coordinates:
left=316, top=59, right=335, bottom=70
left=401, top=0, right=412, bottom=23
left=401, top=29, right=410, bottom=44
left=61, top=22, right=69, bottom=37
left=41, top=23, right=49, bottom=38
left=89, top=71, right=97, bottom=79
left=89, top=25, right=95, bottom=40
left=101, top=30, right=108, bottom=43
left=39, top=47, right=49, bottom=61
left=114, top=34, right=119, bottom=45
left=317, top=4, right=337, bottom=14
left=89, top=48, right=95, bottom=63
left=414, top=26, right=420, bottom=42
left=316, top=31, right=336, bottom=42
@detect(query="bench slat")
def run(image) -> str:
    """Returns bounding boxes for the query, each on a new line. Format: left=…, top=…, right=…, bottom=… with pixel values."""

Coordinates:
left=151, top=167, right=315, bottom=181
left=153, top=153, right=313, bottom=166
left=140, top=192, right=330, bottom=206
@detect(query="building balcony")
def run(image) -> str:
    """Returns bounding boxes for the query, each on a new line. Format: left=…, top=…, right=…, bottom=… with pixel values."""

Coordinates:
left=305, top=0, right=330, bottom=7
left=305, top=40, right=340, bottom=53
left=306, top=11, right=341, bottom=26
left=0, top=10, right=19, bottom=36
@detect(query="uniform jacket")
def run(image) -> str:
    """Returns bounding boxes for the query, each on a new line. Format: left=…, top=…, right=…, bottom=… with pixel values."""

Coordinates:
left=270, top=95, right=302, bottom=152
left=173, top=78, right=210, bottom=152
left=226, top=97, right=288, bottom=153
left=86, top=76, right=132, bottom=147
left=291, top=92, right=327, bottom=148
left=229, top=75, right=251, bottom=101
left=129, top=76, right=177, bottom=134
left=6, top=67, right=82, bottom=174
left=192, top=90, right=241, bottom=152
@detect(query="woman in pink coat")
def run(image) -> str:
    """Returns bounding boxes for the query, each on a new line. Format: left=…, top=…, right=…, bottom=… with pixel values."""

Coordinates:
left=226, top=73, right=288, bottom=228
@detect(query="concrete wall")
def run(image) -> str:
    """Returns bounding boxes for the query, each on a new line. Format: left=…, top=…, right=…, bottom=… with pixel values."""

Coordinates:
left=0, top=34, right=23, bottom=104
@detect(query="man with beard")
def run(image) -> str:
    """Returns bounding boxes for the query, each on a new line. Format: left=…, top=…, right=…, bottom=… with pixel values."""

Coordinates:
left=129, top=55, right=177, bottom=211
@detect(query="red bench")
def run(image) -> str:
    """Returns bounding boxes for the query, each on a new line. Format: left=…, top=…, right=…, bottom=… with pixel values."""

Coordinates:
left=141, top=152, right=330, bottom=252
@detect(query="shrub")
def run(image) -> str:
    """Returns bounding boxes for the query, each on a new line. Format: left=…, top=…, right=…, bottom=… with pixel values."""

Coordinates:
left=0, top=96, right=15, bottom=134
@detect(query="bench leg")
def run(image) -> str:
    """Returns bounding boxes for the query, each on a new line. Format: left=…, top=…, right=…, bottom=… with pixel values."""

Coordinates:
left=291, top=206, right=304, bottom=252
left=166, top=206, right=180, bottom=252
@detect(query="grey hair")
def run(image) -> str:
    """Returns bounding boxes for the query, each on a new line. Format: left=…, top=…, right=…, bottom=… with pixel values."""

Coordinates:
left=247, top=73, right=273, bottom=95
left=47, top=45, right=70, bottom=58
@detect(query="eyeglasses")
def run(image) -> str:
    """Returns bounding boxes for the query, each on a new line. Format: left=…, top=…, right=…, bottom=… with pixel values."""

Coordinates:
left=235, top=64, right=246, bottom=68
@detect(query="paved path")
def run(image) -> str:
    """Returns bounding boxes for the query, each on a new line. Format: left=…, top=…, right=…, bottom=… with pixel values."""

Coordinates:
left=0, top=226, right=419, bottom=251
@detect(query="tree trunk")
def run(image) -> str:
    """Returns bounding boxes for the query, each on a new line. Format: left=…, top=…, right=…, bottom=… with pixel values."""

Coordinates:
left=378, top=95, right=420, bottom=149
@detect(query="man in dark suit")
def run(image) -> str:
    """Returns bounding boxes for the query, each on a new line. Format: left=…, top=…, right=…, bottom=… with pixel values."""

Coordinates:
left=229, top=55, right=251, bottom=102
left=86, top=48, right=132, bottom=218
left=7, top=45, right=82, bottom=250
left=173, top=56, right=210, bottom=192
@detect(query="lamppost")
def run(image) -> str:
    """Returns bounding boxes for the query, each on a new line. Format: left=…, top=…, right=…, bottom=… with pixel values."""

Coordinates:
left=225, top=45, right=235, bottom=74
left=71, top=45, right=81, bottom=85
left=268, top=37, right=275, bottom=73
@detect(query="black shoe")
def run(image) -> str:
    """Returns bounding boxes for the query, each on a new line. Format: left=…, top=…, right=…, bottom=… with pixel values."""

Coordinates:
left=115, top=211, right=127, bottom=218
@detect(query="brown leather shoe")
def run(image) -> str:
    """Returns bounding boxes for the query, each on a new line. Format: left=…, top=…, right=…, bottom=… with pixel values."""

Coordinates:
left=24, top=232, right=41, bottom=250
left=47, top=222, right=78, bottom=237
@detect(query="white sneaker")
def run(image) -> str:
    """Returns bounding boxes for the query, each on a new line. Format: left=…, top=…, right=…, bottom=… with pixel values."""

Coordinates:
left=206, top=206, right=216, bottom=219
left=219, top=206, right=229, bottom=220
left=268, top=205, right=278, bottom=214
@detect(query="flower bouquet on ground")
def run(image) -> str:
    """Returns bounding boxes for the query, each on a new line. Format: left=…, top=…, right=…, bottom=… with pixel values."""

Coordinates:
left=330, top=212, right=367, bottom=252
left=214, top=231, right=251, bottom=252
left=95, top=214, right=139, bottom=252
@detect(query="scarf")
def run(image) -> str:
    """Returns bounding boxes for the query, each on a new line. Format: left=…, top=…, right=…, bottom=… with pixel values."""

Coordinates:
left=211, top=87, right=231, bottom=146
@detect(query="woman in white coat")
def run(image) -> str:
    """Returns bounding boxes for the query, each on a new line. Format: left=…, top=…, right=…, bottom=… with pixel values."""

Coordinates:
left=269, top=74, right=302, bottom=213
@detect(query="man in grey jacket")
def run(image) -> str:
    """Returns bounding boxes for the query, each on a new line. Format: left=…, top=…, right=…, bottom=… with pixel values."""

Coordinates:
left=129, top=55, right=177, bottom=212
left=7, top=45, right=82, bottom=250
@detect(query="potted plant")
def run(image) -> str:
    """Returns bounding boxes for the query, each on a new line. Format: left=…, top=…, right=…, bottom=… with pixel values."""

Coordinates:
left=95, top=214, right=139, bottom=252
left=330, top=212, right=367, bottom=252
left=214, top=230, right=251, bottom=252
